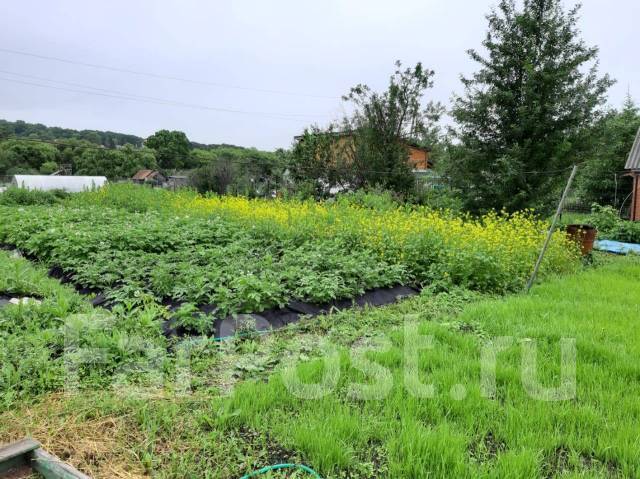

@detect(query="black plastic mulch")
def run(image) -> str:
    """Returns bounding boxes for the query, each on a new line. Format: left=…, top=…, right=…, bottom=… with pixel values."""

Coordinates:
left=3, top=244, right=421, bottom=340
left=0, top=292, right=44, bottom=308
left=203, top=285, right=420, bottom=340
left=0, top=294, right=12, bottom=308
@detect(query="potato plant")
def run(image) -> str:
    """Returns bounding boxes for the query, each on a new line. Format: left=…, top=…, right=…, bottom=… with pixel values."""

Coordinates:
left=0, top=206, right=407, bottom=318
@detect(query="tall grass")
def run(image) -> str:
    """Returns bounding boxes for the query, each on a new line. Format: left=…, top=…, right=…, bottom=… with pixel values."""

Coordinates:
left=220, top=258, right=640, bottom=477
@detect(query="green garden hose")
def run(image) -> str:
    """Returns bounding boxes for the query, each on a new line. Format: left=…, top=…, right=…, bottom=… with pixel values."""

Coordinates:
left=240, top=463, right=322, bottom=478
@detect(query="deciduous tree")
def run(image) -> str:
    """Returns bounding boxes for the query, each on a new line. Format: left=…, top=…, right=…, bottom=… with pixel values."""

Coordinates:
left=0, top=139, right=59, bottom=175
left=145, top=130, right=191, bottom=170
left=291, top=61, right=440, bottom=197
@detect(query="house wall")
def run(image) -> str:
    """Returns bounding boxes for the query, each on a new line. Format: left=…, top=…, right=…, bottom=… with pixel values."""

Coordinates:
left=631, top=174, right=640, bottom=221
left=408, top=146, right=430, bottom=171
left=309, top=135, right=431, bottom=170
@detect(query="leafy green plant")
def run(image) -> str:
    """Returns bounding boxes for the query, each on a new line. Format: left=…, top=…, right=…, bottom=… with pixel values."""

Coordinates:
left=588, top=204, right=640, bottom=243
left=173, top=303, right=212, bottom=335
left=0, top=184, right=578, bottom=322
left=0, top=186, right=67, bottom=205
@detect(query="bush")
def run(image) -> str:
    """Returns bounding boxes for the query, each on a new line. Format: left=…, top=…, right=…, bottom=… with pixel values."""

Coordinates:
left=0, top=186, right=67, bottom=206
left=589, top=204, right=620, bottom=232
left=335, top=188, right=400, bottom=211
left=286, top=180, right=320, bottom=201
left=588, top=204, right=640, bottom=243
left=189, top=158, right=237, bottom=195
left=39, top=161, right=59, bottom=175
left=414, top=185, right=463, bottom=213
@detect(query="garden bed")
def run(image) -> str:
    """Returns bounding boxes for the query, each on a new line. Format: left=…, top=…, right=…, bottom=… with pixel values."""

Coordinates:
left=2, top=251, right=639, bottom=478
left=0, top=188, right=594, bottom=478
left=0, top=187, right=578, bottom=323
left=3, top=240, right=420, bottom=339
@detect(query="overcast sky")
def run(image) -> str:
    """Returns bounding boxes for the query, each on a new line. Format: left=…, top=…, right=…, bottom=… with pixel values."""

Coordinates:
left=0, top=0, right=638, bottom=150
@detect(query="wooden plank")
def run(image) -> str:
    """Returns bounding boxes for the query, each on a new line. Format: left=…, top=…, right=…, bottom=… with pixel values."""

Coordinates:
left=31, top=448, right=91, bottom=479
left=0, top=439, right=40, bottom=461
left=0, top=439, right=40, bottom=474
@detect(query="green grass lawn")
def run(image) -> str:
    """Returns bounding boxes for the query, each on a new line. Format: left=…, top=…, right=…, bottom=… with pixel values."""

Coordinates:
left=1, top=253, right=639, bottom=478
left=220, top=257, right=640, bottom=478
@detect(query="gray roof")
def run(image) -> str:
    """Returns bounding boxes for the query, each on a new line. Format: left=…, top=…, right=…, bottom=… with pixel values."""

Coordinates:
left=626, top=127, right=640, bottom=171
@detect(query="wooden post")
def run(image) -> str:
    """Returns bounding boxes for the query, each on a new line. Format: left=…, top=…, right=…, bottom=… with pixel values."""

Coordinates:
left=525, top=165, right=579, bottom=293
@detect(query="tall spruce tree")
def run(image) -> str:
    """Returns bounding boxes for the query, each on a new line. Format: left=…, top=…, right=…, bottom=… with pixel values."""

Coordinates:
left=449, top=0, right=614, bottom=213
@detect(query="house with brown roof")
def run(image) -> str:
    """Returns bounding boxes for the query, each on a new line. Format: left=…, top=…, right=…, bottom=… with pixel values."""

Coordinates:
left=625, top=127, right=640, bottom=221
left=132, top=170, right=167, bottom=186
left=294, top=132, right=433, bottom=172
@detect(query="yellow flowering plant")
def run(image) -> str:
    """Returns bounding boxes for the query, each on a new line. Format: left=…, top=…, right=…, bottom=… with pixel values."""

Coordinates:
left=72, top=184, right=580, bottom=293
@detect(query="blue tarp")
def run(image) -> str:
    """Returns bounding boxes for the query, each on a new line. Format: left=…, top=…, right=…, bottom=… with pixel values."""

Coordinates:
left=595, top=240, right=640, bottom=255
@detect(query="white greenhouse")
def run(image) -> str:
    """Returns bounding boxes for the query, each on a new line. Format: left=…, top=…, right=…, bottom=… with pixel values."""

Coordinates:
left=11, top=175, right=107, bottom=193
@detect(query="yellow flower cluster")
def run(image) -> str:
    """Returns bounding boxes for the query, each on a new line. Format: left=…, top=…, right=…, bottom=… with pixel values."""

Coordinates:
left=76, top=185, right=579, bottom=291
left=169, top=194, right=579, bottom=291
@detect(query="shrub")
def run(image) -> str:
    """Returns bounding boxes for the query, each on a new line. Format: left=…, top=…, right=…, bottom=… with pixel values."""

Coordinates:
left=0, top=186, right=67, bottom=206
left=589, top=204, right=640, bottom=244
left=335, top=188, right=400, bottom=211
left=414, top=185, right=463, bottom=213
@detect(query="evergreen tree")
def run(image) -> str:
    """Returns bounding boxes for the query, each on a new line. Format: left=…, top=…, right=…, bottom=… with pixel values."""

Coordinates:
left=449, top=0, right=614, bottom=213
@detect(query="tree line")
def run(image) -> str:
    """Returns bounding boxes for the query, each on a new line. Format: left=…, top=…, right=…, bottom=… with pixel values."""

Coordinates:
left=0, top=119, right=144, bottom=148
left=0, top=125, right=285, bottom=196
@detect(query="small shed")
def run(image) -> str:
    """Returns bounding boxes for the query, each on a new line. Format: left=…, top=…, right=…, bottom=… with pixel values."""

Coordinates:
left=625, top=127, right=640, bottom=221
left=132, top=170, right=167, bottom=186
left=12, top=175, right=107, bottom=192
left=167, top=175, right=189, bottom=190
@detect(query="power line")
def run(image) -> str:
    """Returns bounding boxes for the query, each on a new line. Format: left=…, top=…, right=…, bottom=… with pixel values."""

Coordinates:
left=519, top=163, right=586, bottom=175
left=0, top=47, right=340, bottom=100
left=0, top=69, right=219, bottom=108
left=0, top=75, right=329, bottom=122
left=0, top=70, right=328, bottom=119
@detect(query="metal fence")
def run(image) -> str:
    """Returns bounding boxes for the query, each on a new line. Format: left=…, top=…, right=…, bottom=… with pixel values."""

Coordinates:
left=562, top=198, right=592, bottom=214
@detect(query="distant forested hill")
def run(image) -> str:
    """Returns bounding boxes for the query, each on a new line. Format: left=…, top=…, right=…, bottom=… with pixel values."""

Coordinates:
left=0, top=119, right=264, bottom=153
left=0, top=119, right=145, bottom=148
left=0, top=119, right=283, bottom=188
left=190, top=141, right=246, bottom=150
